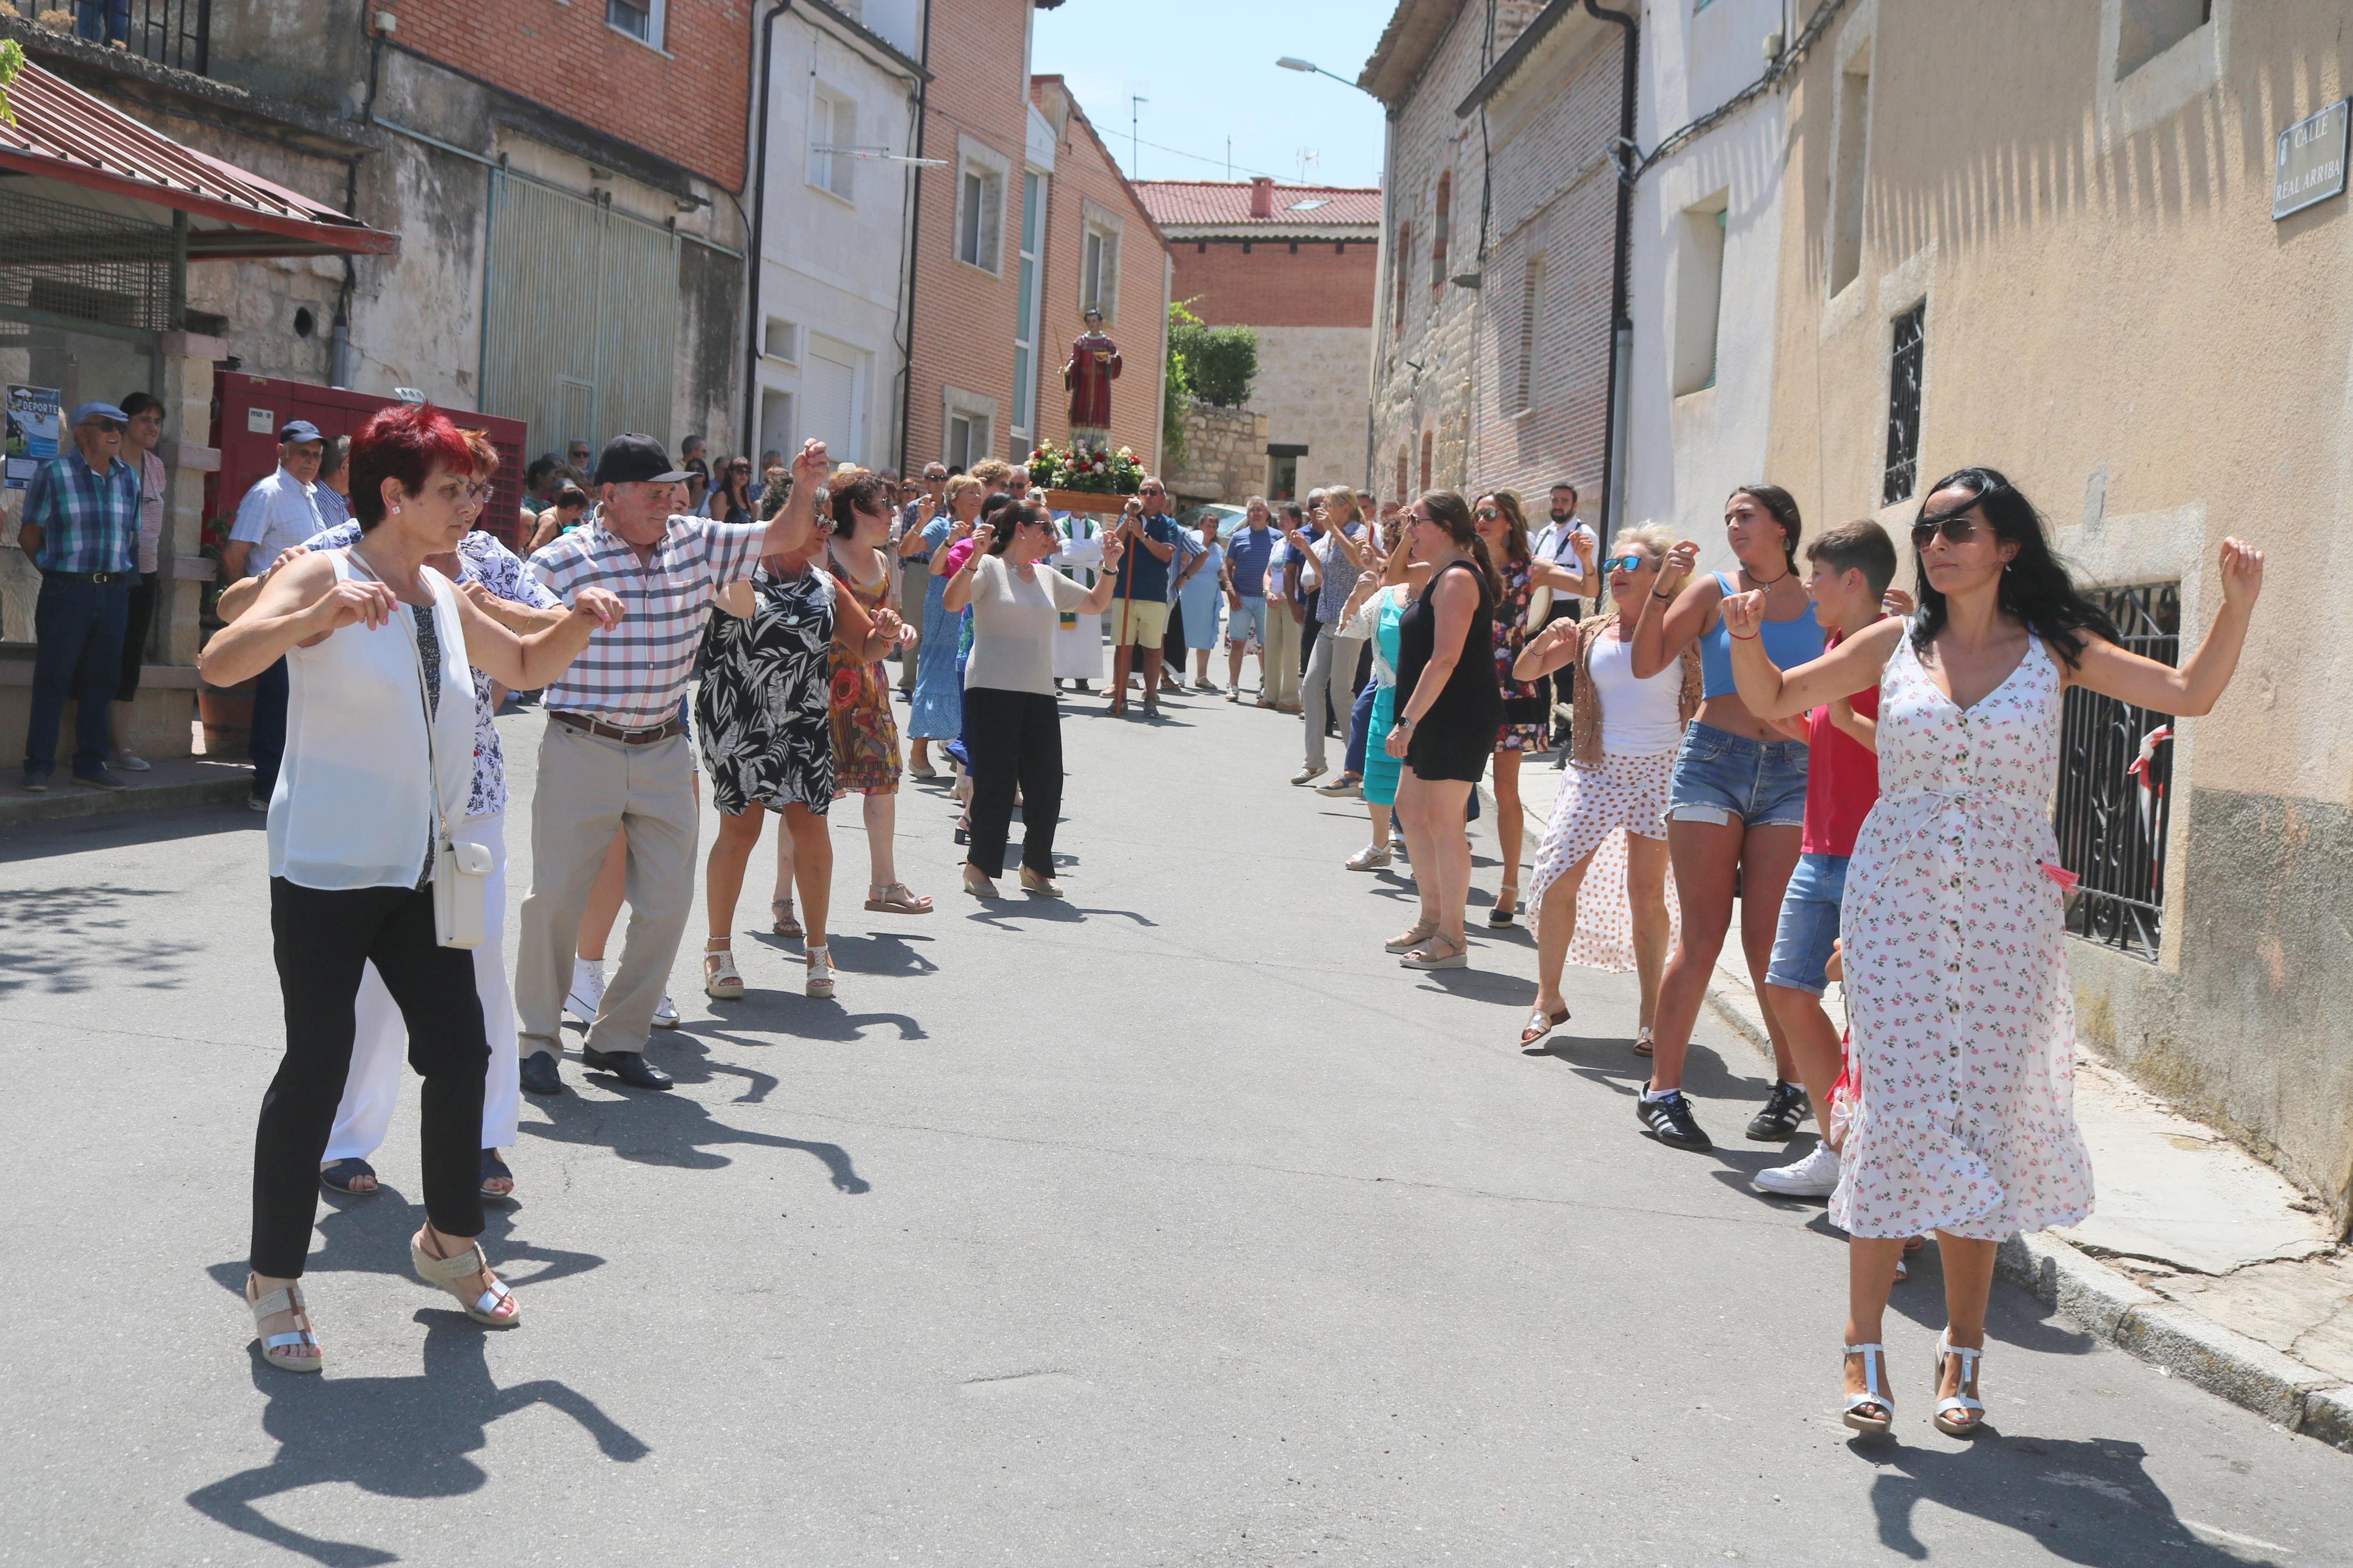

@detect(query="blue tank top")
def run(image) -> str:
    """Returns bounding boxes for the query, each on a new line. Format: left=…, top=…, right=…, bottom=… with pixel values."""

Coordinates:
left=1696, top=571, right=1825, bottom=698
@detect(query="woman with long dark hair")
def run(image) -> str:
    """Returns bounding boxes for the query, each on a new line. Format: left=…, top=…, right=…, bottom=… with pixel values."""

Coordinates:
left=824, top=468, right=929, bottom=916
left=710, top=456, right=755, bottom=527
left=200, top=402, right=621, bottom=1370
left=1383, top=492, right=1504, bottom=970
left=1627, top=484, right=1824, bottom=1149
left=942, top=499, right=1123, bottom=897
left=1722, top=465, right=2262, bottom=1438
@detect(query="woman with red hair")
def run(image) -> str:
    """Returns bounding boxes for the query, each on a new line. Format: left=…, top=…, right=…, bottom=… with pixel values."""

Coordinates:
left=201, top=402, right=623, bottom=1373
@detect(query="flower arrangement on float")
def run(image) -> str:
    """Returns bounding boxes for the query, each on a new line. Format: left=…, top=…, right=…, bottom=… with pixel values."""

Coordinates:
left=1027, top=439, right=1144, bottom=502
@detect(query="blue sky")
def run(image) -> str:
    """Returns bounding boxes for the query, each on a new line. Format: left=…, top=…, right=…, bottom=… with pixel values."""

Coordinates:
left=1032, top=0, right=1390, bottom=189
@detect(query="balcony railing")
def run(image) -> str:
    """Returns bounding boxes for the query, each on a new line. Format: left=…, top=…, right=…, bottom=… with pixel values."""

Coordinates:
left=66, top=0, right=210, bottom=77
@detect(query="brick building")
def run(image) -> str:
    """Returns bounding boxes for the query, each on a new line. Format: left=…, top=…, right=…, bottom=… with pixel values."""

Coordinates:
left=1363, top=0, right=1626, bottom=518
left=1137, top=177, right=1380, bottom=502
left=1027, top=79, right=1170, bottom=470
left=0, top=3, right=753, bottom=465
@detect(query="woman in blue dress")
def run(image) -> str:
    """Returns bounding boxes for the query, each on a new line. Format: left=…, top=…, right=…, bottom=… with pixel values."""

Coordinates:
left=908, top=474, right=983, bottom=777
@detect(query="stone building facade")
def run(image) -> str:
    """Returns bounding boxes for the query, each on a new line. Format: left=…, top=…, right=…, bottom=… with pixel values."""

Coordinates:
left=1362, top=0, right=1624, bottom=514
left=1137, top=177, right=1380, bottom=503
left=1759, top=0, right=2353, bottom=1233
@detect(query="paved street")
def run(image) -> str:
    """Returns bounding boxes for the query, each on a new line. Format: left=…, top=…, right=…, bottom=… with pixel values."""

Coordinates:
left=3, top=688, right=2349, bottom=1568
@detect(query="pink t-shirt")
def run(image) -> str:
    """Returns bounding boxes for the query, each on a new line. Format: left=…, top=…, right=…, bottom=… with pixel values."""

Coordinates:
left=942, top=538, right=979, bottom=577
left=1801, top=628, right=1882, bottom=859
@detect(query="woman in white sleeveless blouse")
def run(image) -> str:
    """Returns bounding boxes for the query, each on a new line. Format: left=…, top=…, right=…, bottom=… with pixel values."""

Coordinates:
left=200, top=403, right=623, bottom=1374
left=1722, top=467, right=2262, bottom=1439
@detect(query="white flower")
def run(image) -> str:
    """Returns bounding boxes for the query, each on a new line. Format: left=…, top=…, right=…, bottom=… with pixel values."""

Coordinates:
left=1092, top=461, right=1106, bottom=473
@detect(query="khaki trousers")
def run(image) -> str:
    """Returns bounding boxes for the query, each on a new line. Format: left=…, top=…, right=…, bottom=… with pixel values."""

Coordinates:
left=514, top=721, right=698, bottom=1059
left=1262, top=603, right=1301, bottom=705
left=1301, top=625, right=1363, bottom=771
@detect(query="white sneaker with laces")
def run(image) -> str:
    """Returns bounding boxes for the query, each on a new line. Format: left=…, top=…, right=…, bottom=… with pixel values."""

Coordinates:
left=651, top=993, right=681, bottom=1029
left=565, top=960, right=606, bottom=1025
left=1754, top=1139, right=1841, bottom=1197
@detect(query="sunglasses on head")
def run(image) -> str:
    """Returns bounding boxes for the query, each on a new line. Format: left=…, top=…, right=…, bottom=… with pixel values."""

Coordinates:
left=1911, top=513, right=1986, bottom=549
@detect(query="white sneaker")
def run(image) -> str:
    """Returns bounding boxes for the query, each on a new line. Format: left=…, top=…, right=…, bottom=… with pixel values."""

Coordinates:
left=651, top=993, right=681, bottom=1029
left=565, top=960, right=606, bottom=1025
left=1754, top=1139, right=1841, bottom=1197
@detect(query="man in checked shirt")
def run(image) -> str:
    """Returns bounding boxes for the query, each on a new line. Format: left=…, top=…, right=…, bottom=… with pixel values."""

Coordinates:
left=515, top=433, right=832, bottom=1093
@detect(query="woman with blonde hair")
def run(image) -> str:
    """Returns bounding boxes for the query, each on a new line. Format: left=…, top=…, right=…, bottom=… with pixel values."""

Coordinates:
left=1293, top=485, right=1372, bottom=787
left=1510, top=523, right=1698, bottom=1048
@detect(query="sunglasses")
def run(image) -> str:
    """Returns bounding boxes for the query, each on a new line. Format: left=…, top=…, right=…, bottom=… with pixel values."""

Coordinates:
left=1475, top=507, right=1500, bottom=520
left=86, top=418, right=126, bottom=434
left=1911, top=515, right=1985, bottom=549
left=1600, top=553, right=1648, bottom=573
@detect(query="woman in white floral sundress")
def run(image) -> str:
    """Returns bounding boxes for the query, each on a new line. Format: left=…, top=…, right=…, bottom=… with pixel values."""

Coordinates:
left=1722, top=467, right=2264, bottom=1441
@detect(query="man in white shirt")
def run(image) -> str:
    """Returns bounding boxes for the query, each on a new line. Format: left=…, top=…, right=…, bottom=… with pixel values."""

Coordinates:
left=1049, top=509, right=1108, bottom=689
left=223, top=420, right=328, bottom=810
left=1529, top=481, right=1598, bottom=756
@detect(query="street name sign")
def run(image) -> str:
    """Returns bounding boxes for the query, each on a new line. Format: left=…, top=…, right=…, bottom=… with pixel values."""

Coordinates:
left=2273, top=98, right=2349, bottom=220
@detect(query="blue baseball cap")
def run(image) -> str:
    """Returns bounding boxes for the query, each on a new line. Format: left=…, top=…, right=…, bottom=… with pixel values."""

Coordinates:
left=69, top=400, right=129, bottom=426
left=278, top=419, right=324, bottom=445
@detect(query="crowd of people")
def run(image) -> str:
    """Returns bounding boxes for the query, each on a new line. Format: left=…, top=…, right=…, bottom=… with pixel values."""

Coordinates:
left=183, top=411, right=2271, bottom=1445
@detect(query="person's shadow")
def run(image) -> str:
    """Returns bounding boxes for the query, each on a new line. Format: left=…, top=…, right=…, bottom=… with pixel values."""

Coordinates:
left=186, top=1317, right=649, bottom=1567
left=1859, top=1437, right=2281, bottom=1565
left=526, top=1071, right=869, bottom=1193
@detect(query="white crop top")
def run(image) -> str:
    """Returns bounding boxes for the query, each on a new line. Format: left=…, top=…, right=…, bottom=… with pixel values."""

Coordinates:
left=1584, top=631, right=1685, bottom=756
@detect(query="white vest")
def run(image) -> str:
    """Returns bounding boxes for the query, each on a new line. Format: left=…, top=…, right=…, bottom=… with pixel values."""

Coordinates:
left=267, top=550, right=475, bottom=890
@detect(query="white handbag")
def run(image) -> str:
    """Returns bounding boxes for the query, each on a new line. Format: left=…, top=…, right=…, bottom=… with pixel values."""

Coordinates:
left=351, top=549, right=489, bottom=948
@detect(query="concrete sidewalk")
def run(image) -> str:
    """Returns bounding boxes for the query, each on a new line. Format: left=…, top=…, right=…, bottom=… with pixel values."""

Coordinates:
left=0, top=752, right=253, bottom=828
left=1485, top=759, right=2353, bottom=1451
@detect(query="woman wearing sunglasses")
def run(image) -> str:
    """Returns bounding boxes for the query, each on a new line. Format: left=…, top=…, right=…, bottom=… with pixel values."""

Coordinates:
left=1510, top=525, right=1699, bottom=1048
left=1722, top=467, right=2262, bottom=1438
left=1628, top=484, right=1823, bottom=1152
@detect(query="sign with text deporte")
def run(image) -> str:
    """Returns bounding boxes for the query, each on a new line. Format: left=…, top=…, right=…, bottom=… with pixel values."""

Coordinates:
left=2273, top=98, right=2349, bottom=221
left=5, top=385, right=61, bottom=490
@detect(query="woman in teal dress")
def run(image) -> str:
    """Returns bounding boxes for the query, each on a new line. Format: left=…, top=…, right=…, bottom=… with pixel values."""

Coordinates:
left=1339, top=547, right=1430, bottom=872
left=907, top=475, right=982, bottom=776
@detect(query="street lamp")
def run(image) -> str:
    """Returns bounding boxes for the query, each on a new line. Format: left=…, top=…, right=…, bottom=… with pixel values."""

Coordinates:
left=1276, top=56, right=1361, bottom=90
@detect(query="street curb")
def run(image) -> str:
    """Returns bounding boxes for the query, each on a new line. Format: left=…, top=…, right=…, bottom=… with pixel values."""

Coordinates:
left=1477, top=780, right=2353, bottom=1452
left=0, top=774, right=250, bottom=829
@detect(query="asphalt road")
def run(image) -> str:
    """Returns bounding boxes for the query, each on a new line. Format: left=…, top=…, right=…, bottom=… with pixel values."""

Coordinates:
left=3, top=685, right=2348, bottom=1567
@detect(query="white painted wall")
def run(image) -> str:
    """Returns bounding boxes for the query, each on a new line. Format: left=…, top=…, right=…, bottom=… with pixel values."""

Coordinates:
left=755, top=13, right=923, bottom=468
left=1624, top=0, right=1787, bottom=558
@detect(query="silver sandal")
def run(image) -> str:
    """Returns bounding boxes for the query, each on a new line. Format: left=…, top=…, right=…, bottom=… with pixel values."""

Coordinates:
left=410, top=1233, right=519, bottom=1327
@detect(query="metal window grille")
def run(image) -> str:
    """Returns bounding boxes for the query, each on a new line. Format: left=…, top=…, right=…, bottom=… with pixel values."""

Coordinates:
left=0, top=193, right=177, bottom=332
left=2053, top=582, right=2181, bottom=958
left=72, top=0, right=211, bottom=76
left=1882, top=300, right=1924, bottom=504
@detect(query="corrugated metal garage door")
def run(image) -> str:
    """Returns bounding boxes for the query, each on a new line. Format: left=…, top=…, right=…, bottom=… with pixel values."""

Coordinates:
left=480, top=171, right=679, bottom=460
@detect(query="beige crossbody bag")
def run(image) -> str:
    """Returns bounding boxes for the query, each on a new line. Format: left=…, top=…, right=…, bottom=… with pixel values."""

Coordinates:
left=348, top=549, right=491, bottom=948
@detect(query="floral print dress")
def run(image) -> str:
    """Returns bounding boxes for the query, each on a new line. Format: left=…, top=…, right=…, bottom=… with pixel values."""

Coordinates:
left=695, top=566, right=837, bottom=816
left=1492, top=557, right=1546, bottom=751
left=826, top=557, right=903, bottom=797
left=1830, top=628, right=2095, bottom=1241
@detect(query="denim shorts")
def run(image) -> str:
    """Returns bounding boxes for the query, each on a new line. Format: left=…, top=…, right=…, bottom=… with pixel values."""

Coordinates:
left=1664, top=720, right=1809, bottom=829
left=1227, top=595, right=1269, bottom=648
left=1765, top=852, right=1848, bottom=995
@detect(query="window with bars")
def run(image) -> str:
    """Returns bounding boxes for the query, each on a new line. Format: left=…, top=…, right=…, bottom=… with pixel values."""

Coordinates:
left=72, top=0, right=211, bottom=75
left=2053, top=582, right=2181, bottom=958
left=1882, top=300, right=1924, bottom=504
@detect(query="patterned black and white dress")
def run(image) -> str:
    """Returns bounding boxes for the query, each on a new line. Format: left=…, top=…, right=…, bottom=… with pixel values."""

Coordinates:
left=695, top=565, right=837, bottom=816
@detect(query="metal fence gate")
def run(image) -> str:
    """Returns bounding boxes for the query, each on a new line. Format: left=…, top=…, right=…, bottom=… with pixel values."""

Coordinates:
left=2053, top=582, right=2181, bottom=958
left=480, top=170, right=680, bottom=463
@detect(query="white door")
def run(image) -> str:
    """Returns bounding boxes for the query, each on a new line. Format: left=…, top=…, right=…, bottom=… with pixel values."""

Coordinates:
left=805, top=335, right=862, bottom=464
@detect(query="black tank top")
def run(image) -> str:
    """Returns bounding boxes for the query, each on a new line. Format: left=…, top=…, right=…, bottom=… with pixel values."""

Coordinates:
left=1396, top=558, right=1503, bottom=747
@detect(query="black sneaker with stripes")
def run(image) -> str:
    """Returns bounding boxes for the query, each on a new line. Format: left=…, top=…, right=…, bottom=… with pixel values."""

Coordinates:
left=1747, top=1079, right=1811, bottom=1142
left=1635, top=1084, right=1712, bottom=1151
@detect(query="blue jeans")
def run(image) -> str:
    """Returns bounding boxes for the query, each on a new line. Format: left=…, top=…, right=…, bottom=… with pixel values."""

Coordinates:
left=24, top=575, right=129, bottom=774
left=1344, top=676, right=1374, bottom=776
left=1665, top=720, right=1809, bottom=827
left=76, top=0, right=130, bottom=45
left=1766, top=852, right=1848, bottom=995
left=250, top=657, right=291, bottom=799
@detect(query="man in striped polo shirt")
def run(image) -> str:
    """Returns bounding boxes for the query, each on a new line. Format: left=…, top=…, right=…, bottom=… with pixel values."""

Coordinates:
left=514, top=432, right=830, bottom=1093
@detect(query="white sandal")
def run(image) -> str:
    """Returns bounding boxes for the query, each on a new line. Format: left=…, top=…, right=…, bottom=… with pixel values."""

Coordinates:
left=246, top=1274, right=323, bottom=1372
left=1346, top=843, right=1393, bottom=871
left=1841, top=1342, right=1893, bottom=1434
left=704, top=942, right=744, bottom=1000
left=1933, top=1340, right=1987, bottom=1436
left=1399, top=931, right=1469, bottom=970
left=410, top=1232, right=519, bottom=1327
left=805, top=944, right=836, bottom=999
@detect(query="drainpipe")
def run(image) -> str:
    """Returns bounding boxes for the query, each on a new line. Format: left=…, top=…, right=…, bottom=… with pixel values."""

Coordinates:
left=896, top=2, right=935, bottom=475
left=744, top=1, right=798, bottom=455
left=1582, top=0, right=1638, bottom=543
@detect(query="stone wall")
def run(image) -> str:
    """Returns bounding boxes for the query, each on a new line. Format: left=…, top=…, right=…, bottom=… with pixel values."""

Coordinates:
left=1170, top=404, right=1269, bottom=504
left=1253, top=325, right=1375, bottom=498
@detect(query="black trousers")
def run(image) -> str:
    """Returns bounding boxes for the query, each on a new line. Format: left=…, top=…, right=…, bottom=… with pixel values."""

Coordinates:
left=252, top=877, right=489, bottom=1278
left=1298, top=611, right=1321, bottom=676
left=113, top=570, right=157, bottom=703
left=963, top=686, right=1063, bottom=879
left=1162, top=595, right=1187, bottom=667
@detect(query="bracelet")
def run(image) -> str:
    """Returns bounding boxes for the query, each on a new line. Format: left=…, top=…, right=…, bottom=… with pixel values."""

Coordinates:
left=1729, top=630, right=1759, bottom=641
left=1651, top=589, right=1676, bottom=601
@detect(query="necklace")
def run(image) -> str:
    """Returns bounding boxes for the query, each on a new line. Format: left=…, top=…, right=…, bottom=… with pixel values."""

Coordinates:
left=1744, top=564, right=1791, bottom=588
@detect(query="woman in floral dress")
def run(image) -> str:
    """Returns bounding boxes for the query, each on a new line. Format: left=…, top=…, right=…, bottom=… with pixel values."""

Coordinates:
left=824, top=469, right=930, bottom=916
left=1722, top=466, right=2263, bottom=1440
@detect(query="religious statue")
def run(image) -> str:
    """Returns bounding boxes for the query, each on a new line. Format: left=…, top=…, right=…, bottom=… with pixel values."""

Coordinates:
left=1063, top=306, right=1122, bottom=445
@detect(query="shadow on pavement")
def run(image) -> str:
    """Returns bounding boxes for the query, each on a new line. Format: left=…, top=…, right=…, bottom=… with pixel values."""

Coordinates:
left=0, top=801, right=258, bottom=864
left=0, top=881, right=207, bottom=1000
left=524, top=1071, right=869, bottom=1193
left=1859, top=1436, right=2274, bottom=1565
left=186, top=1317, right=648, bottom=1568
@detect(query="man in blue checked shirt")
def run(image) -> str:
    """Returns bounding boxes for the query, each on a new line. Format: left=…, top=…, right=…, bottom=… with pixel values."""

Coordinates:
left=16, top=401, right=141, bottom=792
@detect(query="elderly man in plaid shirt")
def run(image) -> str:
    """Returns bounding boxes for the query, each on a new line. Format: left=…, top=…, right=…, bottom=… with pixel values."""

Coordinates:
left=514, top=433, right=831, bottom=1093
left=16, top=401, right=142, bottom=794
